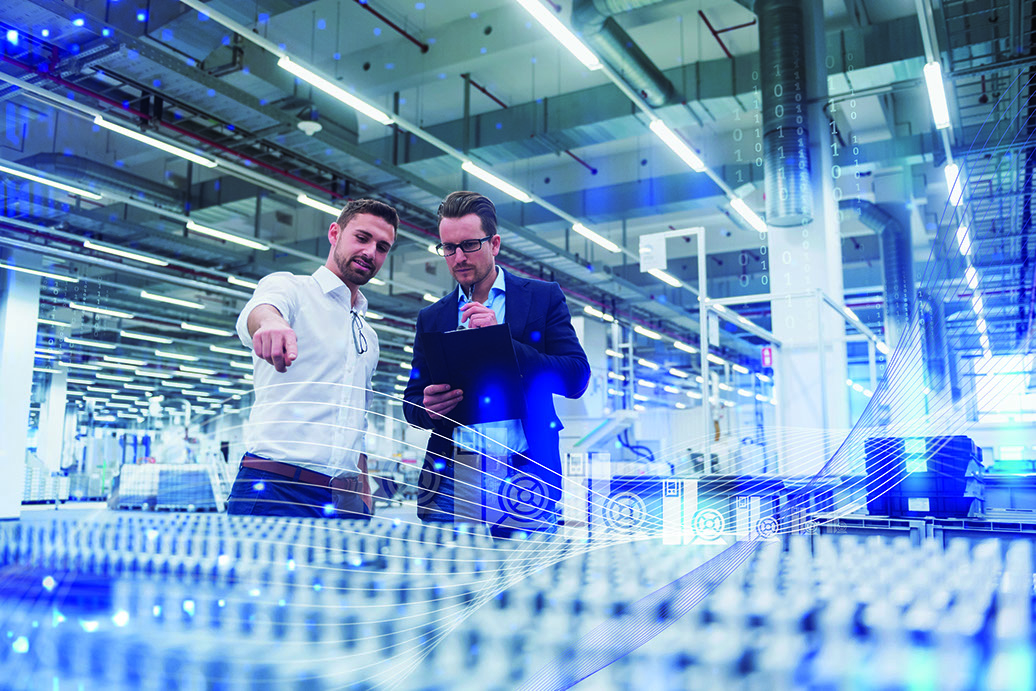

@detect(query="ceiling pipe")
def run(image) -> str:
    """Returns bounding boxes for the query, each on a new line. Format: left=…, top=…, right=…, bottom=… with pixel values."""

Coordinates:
left=571, top=0, right=677, bottom=107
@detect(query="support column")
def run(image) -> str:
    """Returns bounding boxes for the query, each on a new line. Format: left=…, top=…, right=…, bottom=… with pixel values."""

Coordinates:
left=561, top=314, right=607, bottom=420
left=765, top=0, right=849, bottom=476
left=0, top=252, right=42, bottom=519
left=37, top=369, right=69, bottom=473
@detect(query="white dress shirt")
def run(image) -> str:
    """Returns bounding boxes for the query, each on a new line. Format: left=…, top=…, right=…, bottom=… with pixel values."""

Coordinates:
left=236, top=266, right=379, bottom=476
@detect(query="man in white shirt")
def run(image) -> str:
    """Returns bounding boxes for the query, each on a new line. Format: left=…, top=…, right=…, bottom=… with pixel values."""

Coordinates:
left=226, top=198, right=398, bottom=519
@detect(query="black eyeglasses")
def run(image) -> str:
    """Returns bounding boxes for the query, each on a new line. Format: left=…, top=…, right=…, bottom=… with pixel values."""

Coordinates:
left=351, top=311, right=368, bottom=355
left=435, top=236, right=492, bottom=257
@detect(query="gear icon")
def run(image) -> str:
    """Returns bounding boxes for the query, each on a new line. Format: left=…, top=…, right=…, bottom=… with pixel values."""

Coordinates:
left=692, top=508, right=725, bottom=540
left=755, top=516, right=779, bottom=539
left=602, top=492, right=648, bottom=532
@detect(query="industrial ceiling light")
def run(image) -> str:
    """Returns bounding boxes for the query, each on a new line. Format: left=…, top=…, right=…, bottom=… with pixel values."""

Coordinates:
left=0, top=261, right=79, bottom=283
left=0, top=163, right=103, bottom=200
left=140, top=290, right=205, bottom=310
left=922, top=61, right=952, bottom=130
left=209, top=345, right=251, bottom=357
left=647, top=268, right=682, bottom=288
left=185, top=221, right=269, bottom=251
left=154, top=350, right=199, bottom=362
left=955, top=223, right=972, bottom=256
left=277, top=57, right=393, bottom=125
left=673, top=340, right=697, bottom=354
left=732, top=364, right=750, bottom=374
left=649, top=120, right=706, bottom=172
left=669, top=368, right=689, bottom=378
left=422, top=293, right=439, bottom=303
left=583, top=305, right=615, bottom=322
left=944, top=163, right=964, bottom=207
left=707, top=353, right=728, bottom=366
left=180, top=321, right=233, bottom=337
left=572, top=224, right=620, bottom=253
left=965, top=265, right=978, bottom=290
left=637, top=358, right=660, bottom=370
left=461, top=161, right=533, bottom=203
left=729, top=198, right=768, bottom=233
left=39, top=317, right=71, bottom=327
left=637, top=379, right=657, bottom=388
left=120, top=330, right=172, bottom=344
left=296, top=193, right=341, bottom=217
left=70, top=301, right=135, bottom=319
left=633, top=325, right=661, bottom=340
left=63, top=337, right=116, bottom=350
left=103, top=355, right=147, bottom=366
left=83, top=240, right=169, bottom=267
left=228, top=275, right=259, bottom=290
left=513, top=0, right=601, bottom=71
left=93, top=115, right=219, bottom=168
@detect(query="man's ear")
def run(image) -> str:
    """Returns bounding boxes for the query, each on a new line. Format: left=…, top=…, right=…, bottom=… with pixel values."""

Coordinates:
left=327, top=222, right=340, bottom=246
left=490, top=234, right=501, bottom=256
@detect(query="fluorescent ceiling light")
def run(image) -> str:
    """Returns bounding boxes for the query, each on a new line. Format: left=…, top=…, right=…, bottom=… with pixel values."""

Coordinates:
left=663, top=385, right=680, bottom=394
left=687, top=390, right=703, bottom=399
left=423, top=293, right=439, bottom=304
left=461, top=161, right=533, bottom=203
left=94, top=115, right=219, bottom=168
left=972, top=293, right=984, bottom=313
left=876, top=342, right=890, bottom=355
left=944, top=163, right=963, bottom=207
left=64, top=337, right=116, bottom=350
left=83, top=240, right=168, bottom=267
left=583, top=305, right=615, bottom=322
left=277, top=56, right=393, bottom=125
left=980, top=333, right=991, bottom=350
left=922, top=61, right=952, bottom=130
left=229, top=360, right=252, bottom=370
left=180, top=321, right=233, bottom=337
left=155, top=350, right=199, bottom=362
left=605, top=349, right=622, bottom=358
left=124, top=383, right=156, bottom=391
left=141, top=290, right=205, bottom=310
left=134, top=369, right=173, bottom=379
left=649, top=120, right=706, bottom=172
left=426, top=244, right=440, bottom=256
left=673, top=341, right=697, bottom=354
left=956, top=224, right=972, bottom=256
left=185, top=221, right=269, bottom=251
left=219, top=387, right=249, bottom=396
left=38, top=318, right=70, bottom=327
left=210, top=345, right=251, bottom=357
left=396, top=374, right=409, bottom=382
left=120, top=330, right=172, bottom=344
left=0, top=262, right=79, bottom=283
left=399, top=362, right=412, bottom=370
left=572, top=224, right=620, bottom=254
left=669, top=368, right=689, bottom=378
left=33, top=367, right=61, bottom=374
left=729, top=198, right=768, bottom=233
left=228, top=275, right=259, bottom=290
left=364, top=311, right=384, bottom=321
left=0, top=163, right=103, bottom=200
left=756, top=374, right=772, bottom=382
left=718, top=383, right=734, bottom=392
left=87, top=386, right=119, bottom=394
left=675, top=402, right=687, bottom=409
left=633, top=324, right=662, bottom=340
left=647, top=268, right=682, bottom=288
left=58, top=362, right=100, bottom=371
left=637, top=379, right=656, bottom=388
left=633, top=404, right=646, bottom=411
left=36, top=347, right=62, bottom=355
left=180, top=365, right=217, bottom=375
left=732, top=364, right=750, bottom=374
left=977, top=317, right=987, bottom=333
left=296, top=193, right=341, bottom=217
left=70, top=302, right=135, bottom=319
left=67, top=378, right=94, bottom=385
left=637, top=358, right=660, bottom=370
left=737, top=388, right=753, bottom=397
left=34, top=353, right=55, bottom=360
left=369, top=277, right=386, bottom=286
left=965, top=266, right=978, bottom=290
left=96, top=373, right=132, bottom=382
left=632, top=393, right=649, bottom=402
left=607, top=372, right=626, bottom=381
left=103, top=355, right=147, bottom=366
left=513, top=0, right=601, bottom=70
left=707, top=353, right=727, bottom=366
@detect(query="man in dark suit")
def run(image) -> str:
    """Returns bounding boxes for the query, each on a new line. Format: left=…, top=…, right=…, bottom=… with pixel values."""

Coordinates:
left=403, top=191, right=590, bottom=534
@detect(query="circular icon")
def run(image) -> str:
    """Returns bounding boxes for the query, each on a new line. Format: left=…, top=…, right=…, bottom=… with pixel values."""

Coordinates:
left=755, top=516, right=779, bottom=539
left=497, top=474, right=550, bottom=524
left=602, top=492, right=648, bottom=532
left=692, top=509, right=725, bottom=540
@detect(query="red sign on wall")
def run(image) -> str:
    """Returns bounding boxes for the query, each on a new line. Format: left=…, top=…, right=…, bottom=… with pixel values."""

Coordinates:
left=761, top=347, right=772, bottom=368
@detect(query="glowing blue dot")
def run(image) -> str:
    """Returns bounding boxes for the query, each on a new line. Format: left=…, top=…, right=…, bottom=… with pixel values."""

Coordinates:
left=207, top=89, right=216, bottom=97
left=482, top=396, right=491, bottom=405
left=480, top=47, right=487, bottom=54
left=323, top=503, right=335, bottom=515
left=217, top=599, right=226, bottom=607
left=136, top=11, right=147, bottom=22
left=221, top=35, right=231, bottom=46
left=317, top=19, right=326, bottom=30
left=530, top=331, right=542, bottom=342
left=313, top=583, right=322, bottom=592
left=549, top=421, right=558, bottom=429
left=41, top=576, right=56, bottom=592
left=182, top=600, right=195, bottom=616
left=41, top=29, right=50, bottom=37
left=278, top=599, right=286, bottom=607
left=259, top=98, right=268, bottom=105
left=470, top=12, right=478, bottom=19
left=278, top=43, right=286, bottom=50
left=438, top=73, right=446, bottom=80
left=253, top=481, right=265, bottom=491
left=333, top=53, right=341, bottom=60
left=114, top=160, right=124, bottom=167
left=258, top=13, right=268, bottom=23
left=373, top=27, right=381, bottom=36
left=152, top=79, right=161, bottom=88
left=11, top=637, right=28, bottom=654
left=242, top=66, right=249, bottom=74
left=6, top=29, right=19, bottom=45
left=72, top=18, right=85, bottom=27
left=186, top=58, right=196, bottom=67
left=226, top=123, right=235, bottom=131
left=496, top=122, right=503, bottom=130
left=102, top=28, right=111, bottom=37
left=415, top=2, right=425, bottom=8
left=399, top=97, right=406, bottom=105
left=197, top=12, right=209, bottom=21
left=428, top=37, right=436, bottom=44
left=385, top=63, right=394, bottom=70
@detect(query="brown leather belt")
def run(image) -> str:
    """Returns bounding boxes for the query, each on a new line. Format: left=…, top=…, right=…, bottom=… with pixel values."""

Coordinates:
left=241, top=457, right=347, bottom=488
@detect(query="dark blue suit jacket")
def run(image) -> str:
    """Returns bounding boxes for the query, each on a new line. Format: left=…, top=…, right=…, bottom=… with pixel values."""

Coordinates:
left=403, top=270, right=590, bottom=521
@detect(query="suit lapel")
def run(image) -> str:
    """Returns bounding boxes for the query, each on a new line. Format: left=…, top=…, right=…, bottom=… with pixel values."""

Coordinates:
left=434, top=291, right=459, bottom=331
left=504, top=270, right=530, bottom=337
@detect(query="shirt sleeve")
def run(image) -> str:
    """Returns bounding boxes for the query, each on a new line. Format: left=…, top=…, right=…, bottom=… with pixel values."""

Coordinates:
left=235, top=272, right=299, bottom=349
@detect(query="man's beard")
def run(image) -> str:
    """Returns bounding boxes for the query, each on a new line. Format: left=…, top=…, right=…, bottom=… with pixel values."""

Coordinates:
left=336, top=252, right=374, bottom=286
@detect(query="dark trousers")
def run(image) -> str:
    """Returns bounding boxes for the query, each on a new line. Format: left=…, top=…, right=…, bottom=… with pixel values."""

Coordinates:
left=226, top=466, right=370, bottom=520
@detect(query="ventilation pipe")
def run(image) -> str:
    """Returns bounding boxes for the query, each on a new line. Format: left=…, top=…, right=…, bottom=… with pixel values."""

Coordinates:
left=571, top=0, right=677, bottom=107
left=840, top=199, right=915, bottom=352
left=917, top=291, right=950, bottom=395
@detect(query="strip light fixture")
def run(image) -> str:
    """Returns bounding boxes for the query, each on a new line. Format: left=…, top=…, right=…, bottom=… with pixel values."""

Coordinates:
left=185, top=221, right=269, bottom=251
left=120, top=330, right=172, bottom=344
left=922, top=61, right=952, bottom=130
left=956, top=224, right=972, bottom=256
left=94, top=115, right=219, bottom=168
left=64, top=337, right=116, bottom=350
left=423, top=293, right=439, bottom=304
left=0, top=163, right=103, bottom=200
left=296, top=193, right=341, bottom=217
left=633, top=324, right=662, bottom=340
left=944, top=163, right=964, bottom=207
left=649, top=120, right=706, bottom=172
left=572, top=224, right=620, bottom=254
left=103, top=355, right=147, bottom=366
left=70, top=302, right=135, bottom=319
left=673, top=340, right=697, bottom=354
left=513, top=0, right=601, bottom=70
left=647, top=268, right=682, bottom=288
left=965, top=265, right=978, bottom=290
left=228, top=275, right=259, bottom=290
left=155, top=350, right=199, bottom=362
left=583, top=305, right=615, bottom=322
left=0, top=262, right=79, bottom=283
left=141, top=290, right=205, bottom=310
left=39, top=317, right=71, bottom=327
left=83, top=240, right=168, bottom=267
left=277, top=57, right=393, bottom=125
left=180, top=321, right=233, bottom=337
left=209, top=345, right=251, bottom=357
left=461, top=161, right=533, bottom=203
left=730, top=198, right=768, bottom=233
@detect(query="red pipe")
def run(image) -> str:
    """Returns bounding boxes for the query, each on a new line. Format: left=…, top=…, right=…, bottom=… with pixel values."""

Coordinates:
left=698, top=11, right=755, bottom=60
left=462, top=73, right=508, bottom=109
left=354, top=1, right=429, bottom=53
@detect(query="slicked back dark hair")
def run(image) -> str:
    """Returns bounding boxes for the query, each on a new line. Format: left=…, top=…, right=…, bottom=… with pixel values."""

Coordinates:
left=335, top=198, right=399, bottom=232
left=437, top=191, right=498, bottom=237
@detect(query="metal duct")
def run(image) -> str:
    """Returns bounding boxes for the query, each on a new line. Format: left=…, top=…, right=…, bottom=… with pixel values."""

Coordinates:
left=571, top=0, right=676, bottom=107
left=757, top=0, right=813, bottom=226
left=18, top=153, right=181, bottom=205
left=917, top=291, right=949, bottom=394
left=840, top=199, right=915, bottom=351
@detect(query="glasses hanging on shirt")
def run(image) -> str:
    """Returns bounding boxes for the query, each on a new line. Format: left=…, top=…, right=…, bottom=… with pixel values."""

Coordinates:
left=351, top=311, right=368, bottom=355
